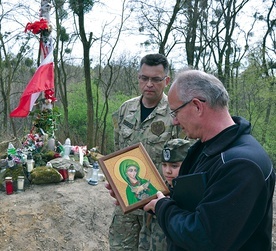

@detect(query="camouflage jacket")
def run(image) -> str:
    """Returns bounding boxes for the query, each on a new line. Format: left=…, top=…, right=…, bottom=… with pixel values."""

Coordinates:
left=112, top=94, right=179, bottom=175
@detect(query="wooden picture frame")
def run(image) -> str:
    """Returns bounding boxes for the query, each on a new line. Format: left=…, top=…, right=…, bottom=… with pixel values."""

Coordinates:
left=98, top=142, right=169, bottom=214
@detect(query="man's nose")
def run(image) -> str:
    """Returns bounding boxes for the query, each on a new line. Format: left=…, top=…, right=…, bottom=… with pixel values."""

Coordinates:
left=146, top=80, right=154, bottom=87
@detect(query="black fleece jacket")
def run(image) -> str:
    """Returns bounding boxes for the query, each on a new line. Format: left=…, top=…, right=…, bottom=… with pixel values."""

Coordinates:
left=155, top=116, right=275, bottom=251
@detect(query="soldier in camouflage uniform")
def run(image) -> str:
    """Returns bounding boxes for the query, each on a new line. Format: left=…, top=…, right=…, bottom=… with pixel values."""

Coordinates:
left=109, top=54, right=180, bottom=251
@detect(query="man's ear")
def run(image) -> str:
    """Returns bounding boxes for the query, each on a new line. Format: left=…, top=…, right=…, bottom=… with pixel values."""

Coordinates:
left=192, top=98, right=204, bottom=113
left=165, top=76, right=171, bottom=87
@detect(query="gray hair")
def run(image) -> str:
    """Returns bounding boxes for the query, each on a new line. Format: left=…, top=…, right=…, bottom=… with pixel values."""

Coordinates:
left=172, top=69, right=229, bottom=108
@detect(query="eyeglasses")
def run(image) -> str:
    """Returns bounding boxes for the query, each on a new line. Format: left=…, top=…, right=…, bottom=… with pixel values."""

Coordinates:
left=138, top=75, right=167, bottom=84
left=170, top=98, right=206, bottom=118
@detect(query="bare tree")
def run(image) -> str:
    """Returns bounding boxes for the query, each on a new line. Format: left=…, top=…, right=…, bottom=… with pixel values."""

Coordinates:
left=130, top=0, right=184, bottom=57
left=69, top=0, right=96, bottom=148
left=203, top=0, right=250, bottom=88
left=260, top=0, right=276, bottom=143
left=94, top=0, right=134, bottom=153
left=0, top=2, right=35, bottom=137
left=53, top=0, right=71, bottom=139
left=181, top=0, right=208, bottom=67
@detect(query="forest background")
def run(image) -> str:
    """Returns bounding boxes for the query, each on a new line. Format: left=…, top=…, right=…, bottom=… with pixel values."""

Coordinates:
left=0, top=0, right=275, bottom=165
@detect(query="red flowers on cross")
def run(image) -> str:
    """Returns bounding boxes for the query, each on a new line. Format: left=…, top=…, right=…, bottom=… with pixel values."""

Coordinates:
left=25, top=18, right=49, bottom=34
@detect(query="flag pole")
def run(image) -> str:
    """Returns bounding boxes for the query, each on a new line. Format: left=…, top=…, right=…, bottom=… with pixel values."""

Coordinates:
left=39, top=0, right=53, bottom=62
left=10, top=0, right=56, bottom=122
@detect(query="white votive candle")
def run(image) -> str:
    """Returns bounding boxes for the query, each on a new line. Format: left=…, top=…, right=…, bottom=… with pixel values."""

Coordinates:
left=17, top=176, right=25, bottom=191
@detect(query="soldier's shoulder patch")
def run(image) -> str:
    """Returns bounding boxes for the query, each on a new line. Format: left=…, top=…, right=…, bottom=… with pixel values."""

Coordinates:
left=151, top=121, right=165, bottom=136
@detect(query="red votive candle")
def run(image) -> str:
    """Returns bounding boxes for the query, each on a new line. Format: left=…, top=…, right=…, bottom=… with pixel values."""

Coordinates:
left=58, top=169, right=68, bottom=181
left=5, top=177, right=13, bottom=195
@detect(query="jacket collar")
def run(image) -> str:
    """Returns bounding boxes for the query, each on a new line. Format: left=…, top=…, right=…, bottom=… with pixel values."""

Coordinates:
left=133, top=94, right=169, bottom=117
left=194, top=116, right=251, bottom=156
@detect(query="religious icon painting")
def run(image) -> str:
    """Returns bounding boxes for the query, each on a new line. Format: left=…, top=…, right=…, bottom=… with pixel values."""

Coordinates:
left=98, top=143, right=169, bottom=214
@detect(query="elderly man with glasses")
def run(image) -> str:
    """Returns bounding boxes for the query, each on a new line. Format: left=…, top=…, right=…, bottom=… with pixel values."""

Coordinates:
left=144, top=69, right=275, bottom=251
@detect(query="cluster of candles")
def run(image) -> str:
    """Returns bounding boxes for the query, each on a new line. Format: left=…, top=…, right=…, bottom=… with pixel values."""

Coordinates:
left=58, top=164, right=76, bottom=182
left=4, top=140, right=79, bottom=195
left=4, top=175, right=25, bottom=195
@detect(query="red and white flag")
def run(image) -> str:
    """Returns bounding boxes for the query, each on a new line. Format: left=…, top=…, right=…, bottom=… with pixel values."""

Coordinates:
left=10, top=49, right=54, bottom=117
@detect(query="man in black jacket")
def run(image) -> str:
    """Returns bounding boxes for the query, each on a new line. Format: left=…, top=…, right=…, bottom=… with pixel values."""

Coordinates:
left=144, top=69, right=275, bottom=250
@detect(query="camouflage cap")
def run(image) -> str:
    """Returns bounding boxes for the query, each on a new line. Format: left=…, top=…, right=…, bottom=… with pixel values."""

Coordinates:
left=162, top=139, right=191, bottom=163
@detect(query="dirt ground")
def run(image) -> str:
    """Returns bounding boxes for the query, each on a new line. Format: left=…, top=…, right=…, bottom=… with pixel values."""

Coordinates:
left=0, top=176, right=114, bottom=251
left=1, top=175, right=276, bottom=251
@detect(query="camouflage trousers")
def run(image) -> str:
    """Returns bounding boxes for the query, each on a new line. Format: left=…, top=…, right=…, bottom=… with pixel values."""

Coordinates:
left=140, top=212, right=167, bottom=251
left=109, top=206, right=167, bottom=251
